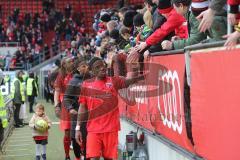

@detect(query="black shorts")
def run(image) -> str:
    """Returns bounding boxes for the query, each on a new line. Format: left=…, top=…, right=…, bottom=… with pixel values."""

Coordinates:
left=34, top=139, right=48, bottom=145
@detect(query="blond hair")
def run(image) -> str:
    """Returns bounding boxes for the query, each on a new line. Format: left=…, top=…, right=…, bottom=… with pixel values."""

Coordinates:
left=143, top=10, right=153, bottom=29
left=36, top=103, right=45, bottom=111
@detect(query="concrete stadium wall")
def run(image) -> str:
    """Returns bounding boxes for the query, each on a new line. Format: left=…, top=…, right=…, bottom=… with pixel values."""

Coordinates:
left=119, top=119, right=194, bottom=160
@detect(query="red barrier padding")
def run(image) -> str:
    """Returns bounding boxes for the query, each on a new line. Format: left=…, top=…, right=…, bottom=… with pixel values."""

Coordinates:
left=191, top=48, right=240, bottom=160
left=118, top=53, right=194, bottom=152
left=147, top=54, right=194, bottom=152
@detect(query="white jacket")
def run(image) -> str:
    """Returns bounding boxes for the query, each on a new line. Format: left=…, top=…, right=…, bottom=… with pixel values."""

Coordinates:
left=29, top=113, right=52, bottom=137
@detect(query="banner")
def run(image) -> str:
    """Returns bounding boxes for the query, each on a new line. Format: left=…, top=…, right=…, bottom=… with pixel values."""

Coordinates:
left=146, top=53, right=194, bottom=152
left=118, top=78, right=154, bottom=130
left=191, top=48, right=240, bottom=160
left=118, top=53, right=194, bottom=152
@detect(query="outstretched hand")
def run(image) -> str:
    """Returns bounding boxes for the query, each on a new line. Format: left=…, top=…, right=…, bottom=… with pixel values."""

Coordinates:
left=135, top=42, right=148, bottom=53
left=197, top=8, right=215, bottom=32
left=161, top=40, right=173, bottom=50
left=228, top=13, right=237, bottom=26
left=223, top=31, right=240, bottom=49
left=126, top=48, right=140, bottom=64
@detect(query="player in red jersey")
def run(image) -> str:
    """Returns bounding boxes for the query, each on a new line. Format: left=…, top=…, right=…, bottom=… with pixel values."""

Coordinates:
left=54, top=57, right=74, bottom=160
left=75, top=56, right=144, bottom=160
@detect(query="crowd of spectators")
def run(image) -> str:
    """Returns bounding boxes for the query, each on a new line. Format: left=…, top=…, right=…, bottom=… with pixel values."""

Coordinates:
left=82, top=0, right=239, bottom=74
left=0, top=0, right=88, bottom=71
left=89, top=0, right=229, bottom=64
left=1, top=0, right=240, bottom=71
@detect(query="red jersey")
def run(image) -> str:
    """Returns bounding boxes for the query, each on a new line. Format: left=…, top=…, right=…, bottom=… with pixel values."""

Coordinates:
left=54, top=73, right=73, bottom=101
left=79, top=76, right=126, bottom=133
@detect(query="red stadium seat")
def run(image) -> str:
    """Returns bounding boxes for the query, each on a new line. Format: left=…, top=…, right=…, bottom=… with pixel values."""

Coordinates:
left=1, top=0, right=143, bottom=34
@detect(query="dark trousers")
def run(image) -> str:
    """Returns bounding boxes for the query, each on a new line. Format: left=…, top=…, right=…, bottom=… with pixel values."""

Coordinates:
left=28, top=96, right=35, bottom=112
left=14, top=103, right=21, bottom=125
left=0, top=121, right=4, bottom=144
left=71, top=115, right=88, bottom=159
left=72, top=138, right=81, bottom=158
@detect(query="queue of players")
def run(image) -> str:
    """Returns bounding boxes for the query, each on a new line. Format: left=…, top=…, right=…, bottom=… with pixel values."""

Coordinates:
left=48, top=52, right=143, bottom=160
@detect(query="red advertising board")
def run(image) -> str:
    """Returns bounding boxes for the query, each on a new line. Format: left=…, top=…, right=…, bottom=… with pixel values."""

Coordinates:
left=118, top=53, right=194, bottom=152
left=146, top=53, right=194, bottom=152
left=191, top=48, right=240, bottom=160
left=118, top=78, right=154, bottom=131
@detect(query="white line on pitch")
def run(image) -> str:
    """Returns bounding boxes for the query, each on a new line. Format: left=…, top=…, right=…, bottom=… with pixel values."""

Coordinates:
left=10, top=136, right=32, bottom=140
left=7, top=143, right=32, bottom=147
left=8, top=140, right=32, bottom=144
left=1, top=154, right=32, bottom=157
left=52, top=121, right=60, bottom=125
left=5, top=148, right=30, bottom=152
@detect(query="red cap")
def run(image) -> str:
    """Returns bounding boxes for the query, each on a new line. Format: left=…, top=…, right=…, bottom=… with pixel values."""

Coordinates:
left=158, top=7, right=173, bottom=14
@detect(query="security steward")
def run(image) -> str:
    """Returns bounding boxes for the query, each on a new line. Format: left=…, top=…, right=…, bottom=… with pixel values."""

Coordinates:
left=11, top=70, right=24, bottom=128
left=26, top=72, right=38, bottom=113
left=0, top=69, right=8, bottom=144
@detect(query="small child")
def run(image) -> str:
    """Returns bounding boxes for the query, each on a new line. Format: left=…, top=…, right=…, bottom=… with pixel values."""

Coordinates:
left=133, top=13, right=152, bottom=42
left=29, top=103, right=51, bottom=160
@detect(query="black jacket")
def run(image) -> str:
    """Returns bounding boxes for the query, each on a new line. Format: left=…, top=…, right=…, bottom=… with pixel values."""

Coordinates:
left=63, top=73, right=90, bottom=111
left=63, top=73, right=90, bottom=138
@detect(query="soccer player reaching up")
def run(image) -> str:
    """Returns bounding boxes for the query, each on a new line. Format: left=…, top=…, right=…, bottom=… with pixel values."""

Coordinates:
left=75, top=56, right=144, bottom=160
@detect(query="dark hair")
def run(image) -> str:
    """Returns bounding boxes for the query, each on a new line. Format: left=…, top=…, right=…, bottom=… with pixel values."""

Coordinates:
left=100, top=13, right=111, bottom=22
left=144, top=0, right=155, bottom=6
left=88, top=57, right=103, bottom=70
left=123, top=10, right=137, bottom=27
left=29, top=72, right=34, bottom=78
left=109, top=29, right=120, bottom=40
left=55, top=59, right=61, bottom=67
left=73, top=57, right=88, bottom=73
left=133, top=13, right=145, bottom=27
left=158, top=0, right=172, bottom=9
left=172, top=0, right=192, bottom=7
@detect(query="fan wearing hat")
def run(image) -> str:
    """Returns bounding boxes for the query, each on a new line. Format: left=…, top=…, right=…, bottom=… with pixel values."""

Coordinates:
left=95, top=12, right=111, bottom=47
left=97, top=12, right=111, bottom=35
left=136, top=0, right=188, bottom=52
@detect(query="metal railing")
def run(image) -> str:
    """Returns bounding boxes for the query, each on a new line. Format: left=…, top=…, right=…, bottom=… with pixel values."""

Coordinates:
left=0, top=42, right=61, bottom=71
left=0, top=96, right=14, bottom=153
left=0, top=42, right=20, bottom=47
left=184, top=40, right=226, bottom=86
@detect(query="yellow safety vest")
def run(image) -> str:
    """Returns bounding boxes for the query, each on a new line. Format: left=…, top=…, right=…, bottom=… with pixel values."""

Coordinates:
left=27, top=78, right=38, bottom=96
left=4, top=75, right=10, bottom=83
left=11, top=78, right=25, bottom=102
left=0, top=90, right=8, bottom=128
